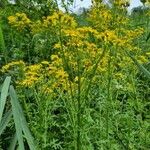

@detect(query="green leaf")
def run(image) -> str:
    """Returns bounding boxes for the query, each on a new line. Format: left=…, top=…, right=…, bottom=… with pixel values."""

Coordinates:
left=0, top=110, right=12, bottom=135
left=126, top=51, right=150, bottom=80
left=15, top=94, right=37, bottom=150
left=9, top=85, right=37, bottom=150
left=129, top=54, right=150, bottom=79
left=0, top=24, right=7, bottom=63
left=146, top=32, right=150, bottom=42
left=8, top=133, right=17, bottom=150
left=0, top=76, right=11, bottom=123
left=9, top=85, right=25, bottom=150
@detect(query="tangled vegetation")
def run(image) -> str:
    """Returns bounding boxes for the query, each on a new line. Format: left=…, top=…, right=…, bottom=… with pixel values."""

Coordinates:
left=0, top=0, right=150, bottom=149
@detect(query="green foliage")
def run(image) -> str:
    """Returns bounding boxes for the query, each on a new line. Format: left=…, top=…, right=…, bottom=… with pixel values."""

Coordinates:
left=0, top=77, right=37, bottom=149
left=0, top=1, right=150, bottom=149
left=0, top=24, right=7, bottom=63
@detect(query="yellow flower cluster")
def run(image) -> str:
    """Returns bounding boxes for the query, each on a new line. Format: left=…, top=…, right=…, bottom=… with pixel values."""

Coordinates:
left=1, top=61, right=25, bottom=73
left=43, top=11, right=77, bottom=28
left=21, top=64, right=42, bottom=87
left=113, top=0, right=130, bottom=7
left=8, top=11, right=77, bottom=34
left=89, top=4, right=112, bottom=30
left=5, top=7, right=148, bottom=95
left=30, top=11, right=77, bottom=34
left=1, top=56, right=70, bottom=95
left=144, top=0, right=150, bottom=6
left=8, top=13, right=31, bottom=31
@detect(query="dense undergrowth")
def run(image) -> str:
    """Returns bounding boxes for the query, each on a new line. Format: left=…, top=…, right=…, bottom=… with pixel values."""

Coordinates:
left=0, top=0, right=150, bottom=149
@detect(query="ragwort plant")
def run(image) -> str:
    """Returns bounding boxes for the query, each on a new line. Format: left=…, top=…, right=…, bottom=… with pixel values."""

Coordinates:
left=1, top=0, right=150, bottom=149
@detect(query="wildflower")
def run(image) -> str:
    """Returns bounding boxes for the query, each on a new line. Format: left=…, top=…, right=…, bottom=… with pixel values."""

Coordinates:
left=1, top=61, right=25, bottom=73
left=8, top=13, right=31, bottom=30
left=115, top=72, right=124, bottom=79
left=138, top=56, right=148, bottom=63
left=55, top=69, right=68, bottom=79
left=21, top=76, right=39, bottom=87
left=41, top=61, right=50, bottom=65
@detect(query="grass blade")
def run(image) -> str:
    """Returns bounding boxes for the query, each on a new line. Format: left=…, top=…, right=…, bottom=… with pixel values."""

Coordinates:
left=0, top=110, right=12, bottom=135
left=9, top=85, right=37, bottom=150
left=0, top=24, right=7, bottom=63
left=9, top=85, right=25, bottom=150
left=128, top=53, right=150, bottom=79
left=0, top=76, right=11, bottom=123
left=19, top=107, right=37, bottom=150
left=8, top=133, right=18, bottom=150
left=15, top=94, right=37, bottom=150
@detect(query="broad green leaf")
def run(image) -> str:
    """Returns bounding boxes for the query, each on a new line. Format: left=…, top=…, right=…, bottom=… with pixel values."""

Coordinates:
left=0, top=110, right=12, bottom=135
left=9, top=85, right=25, bottom=150
left=8, top=133, right=17, bottom=150
left=0, top=76, right=11, bottom=123
left=19, top=110, right=37, bottom=150
left=15, top=92, right=37, bottom=150
left=9, top=85, right=37, bottom=150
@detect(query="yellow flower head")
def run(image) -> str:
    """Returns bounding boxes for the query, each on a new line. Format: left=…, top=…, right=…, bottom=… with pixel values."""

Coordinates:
left=8, top=13, right=31, bottom=31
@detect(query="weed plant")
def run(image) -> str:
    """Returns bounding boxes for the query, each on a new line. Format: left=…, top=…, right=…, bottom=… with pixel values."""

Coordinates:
left=0, top=0, right=150, bottom=149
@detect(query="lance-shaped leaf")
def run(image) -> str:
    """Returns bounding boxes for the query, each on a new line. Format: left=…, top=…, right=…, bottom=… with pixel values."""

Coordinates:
left=0, top=110, right=12, bottom=135
left=0, top=76, right=11, bottom=123
left=127, top=52, right=150, bottom=80
left=9, top=85, right=25, bottom=150
left=9, top=85, right=37, bottom=150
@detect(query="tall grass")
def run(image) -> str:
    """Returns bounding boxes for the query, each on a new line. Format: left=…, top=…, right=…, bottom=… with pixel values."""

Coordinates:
left=0, top=24, right=7, bottom=63
left=0, top=77, right=37, bottom=150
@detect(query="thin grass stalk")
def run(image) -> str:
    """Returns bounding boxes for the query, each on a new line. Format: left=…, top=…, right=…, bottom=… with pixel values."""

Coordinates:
left=58, top=21, right=75, bottom=101
left=57, top=20, right=77, bottom=113
left=0, top=24, right=7, bottom=63
left=83, top=47, right=106, bottom=103
left=64, top=84, right=76, bottom=126
left=76, top=50, right=81, bottom=150
left=125, top=49, right=150, bottom=79
left=58, top=20, right=78, bottom=149
left=106, top=48, right=112, bottom=148
left=60, top=90, right=76, bottom=134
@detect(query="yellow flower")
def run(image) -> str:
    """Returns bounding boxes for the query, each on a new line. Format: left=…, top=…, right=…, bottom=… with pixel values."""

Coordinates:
left=8, top=13, right=31, bottom=30
left=56, top=69, right=68, bottom=79
left=138, top=56, right=148, bottom=63
left=1, top=61, right=25, bottom=73
left=40, top=85, right=53, bottom=94
left=115, top=72, right=124, bottom=79
left=41, top=61, right=50, bottom=65
left=54, top=43, right=61, bottom=49
left=21, top=76, right=39, bottom=87
left=51, top=55, right=59, bottom=61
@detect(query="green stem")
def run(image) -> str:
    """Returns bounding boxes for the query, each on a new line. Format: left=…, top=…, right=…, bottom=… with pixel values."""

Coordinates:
left=77, top=56, right=81, bottom=150
left=57, top=20, right=79, bottom=149
left=0, top=24, right=7, bottom=63
left=106, top=48, right=112, bottom=147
